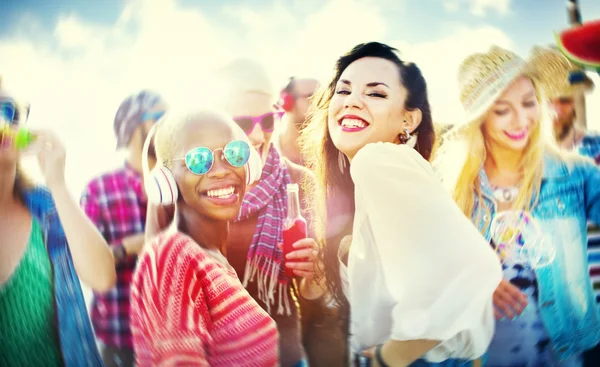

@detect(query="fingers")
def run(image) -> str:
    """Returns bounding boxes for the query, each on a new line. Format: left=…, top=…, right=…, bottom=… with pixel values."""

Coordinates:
left=504, top=280, right=529, bottom=305
left=361, top=347, right=375, bottom=358
left=493, top=292, right=516, bottom=319
left=493, top=280, right=528, bottom=319
left=30, top=130, right=64, bottom=150
left=286, top=247, right=318, bottom=260
left=281, top=238, right=321, bottom=280
left=285, top=261, right=314, bottom=271
left=292, top=238, right=318, bottom=249
left=284, top=238, right=320, bottom=260
left=22, top=130, right=61, bottom=155
left=20, top=140, right=44, bottom=155
left=284, top=260, right=315, bottom=278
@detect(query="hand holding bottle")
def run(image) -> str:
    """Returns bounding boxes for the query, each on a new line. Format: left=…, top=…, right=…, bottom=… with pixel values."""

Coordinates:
left=280, top=183, right=322, bottom=280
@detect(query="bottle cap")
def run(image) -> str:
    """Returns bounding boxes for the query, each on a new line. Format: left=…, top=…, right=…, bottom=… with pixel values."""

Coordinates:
left=15, top=128, right=33, bottom=149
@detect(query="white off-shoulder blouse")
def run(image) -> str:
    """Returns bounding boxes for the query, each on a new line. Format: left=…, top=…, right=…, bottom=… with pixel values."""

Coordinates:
left=340, top=142, right=502, bottom=363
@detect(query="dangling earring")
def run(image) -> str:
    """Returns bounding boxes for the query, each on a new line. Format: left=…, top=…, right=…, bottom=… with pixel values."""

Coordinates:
left=399, top=127, right=411, bottom=144
left=338, top=151, right=347, bottom=173
left=399, top=119, right=411, bottom=144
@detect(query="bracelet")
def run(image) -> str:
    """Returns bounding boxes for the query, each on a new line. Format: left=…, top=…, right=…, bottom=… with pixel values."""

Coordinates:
left=112, top=243, right=127, bottom=263
left=375, top=343, right=390, bottom=367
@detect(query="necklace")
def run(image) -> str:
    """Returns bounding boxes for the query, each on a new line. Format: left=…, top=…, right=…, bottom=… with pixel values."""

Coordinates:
left=492, top=185, right=520, bottom=203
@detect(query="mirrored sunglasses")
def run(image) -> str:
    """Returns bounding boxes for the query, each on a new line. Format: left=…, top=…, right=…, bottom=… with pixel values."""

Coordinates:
left=170, top=140, right=251, bottom=175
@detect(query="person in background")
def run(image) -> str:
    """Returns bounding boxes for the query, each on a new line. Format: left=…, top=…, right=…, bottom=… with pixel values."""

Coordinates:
left=435, top=45, right=600, bottom=367
left=0, top=77, right=115, bottom=366
left=277, top=76, right=350, bottom=366
left=529, top=45, right=600, bottom=367
left=80, top=90, right=166, bottom=367
left=131, top=109, right=279, bottom=366
left=276, top=77, right=320, bottom=166
left=529, top=46, right=597, bottom=155
left=221, top=60, right=328, bottom=367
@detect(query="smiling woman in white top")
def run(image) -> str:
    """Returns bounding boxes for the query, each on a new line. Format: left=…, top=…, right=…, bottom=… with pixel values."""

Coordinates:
left=300, top=42, right=503, bottom=366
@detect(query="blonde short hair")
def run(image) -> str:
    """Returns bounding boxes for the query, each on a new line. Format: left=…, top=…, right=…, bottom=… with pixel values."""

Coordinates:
left=154, top=109, right=248, bottom=169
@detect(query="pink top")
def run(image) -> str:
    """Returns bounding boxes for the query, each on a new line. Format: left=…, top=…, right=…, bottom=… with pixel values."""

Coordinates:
left=130, top=230, right=279, bottom=366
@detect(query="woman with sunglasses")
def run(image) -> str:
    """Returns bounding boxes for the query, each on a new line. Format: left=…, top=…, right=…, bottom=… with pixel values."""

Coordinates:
left=220, top=59, right=326, bottom=367
left=130, top=109, right=278, bottom=366
left=0, top=80, right=116, bottom=366
left=146, top=60, right=324, bottom=367
left=300, top=42, right=502, bottom=366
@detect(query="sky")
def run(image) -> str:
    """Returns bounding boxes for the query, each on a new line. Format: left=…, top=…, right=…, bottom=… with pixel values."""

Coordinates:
left=1, top=0, right=600, bottom=196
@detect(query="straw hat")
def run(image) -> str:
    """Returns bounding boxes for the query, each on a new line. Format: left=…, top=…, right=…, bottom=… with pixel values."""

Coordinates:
left=528, top=46, right=594, bottom=99
left=447, top=46, right=533, bottom=137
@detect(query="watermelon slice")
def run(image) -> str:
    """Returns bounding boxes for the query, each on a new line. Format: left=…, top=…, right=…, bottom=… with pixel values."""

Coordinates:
left=555, top=19, right=600, bottom=74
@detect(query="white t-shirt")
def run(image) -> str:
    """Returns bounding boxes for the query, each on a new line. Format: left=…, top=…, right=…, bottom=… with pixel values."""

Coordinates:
left=340, top=142, right=502, bottom=363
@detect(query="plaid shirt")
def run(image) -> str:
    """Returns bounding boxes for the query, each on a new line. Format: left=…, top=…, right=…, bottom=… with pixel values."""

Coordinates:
left=80, top=163, right=147, bottom=349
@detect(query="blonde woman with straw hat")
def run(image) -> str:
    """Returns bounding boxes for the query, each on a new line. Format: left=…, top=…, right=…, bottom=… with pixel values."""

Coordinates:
left=434, top=46, right=600, bottom=366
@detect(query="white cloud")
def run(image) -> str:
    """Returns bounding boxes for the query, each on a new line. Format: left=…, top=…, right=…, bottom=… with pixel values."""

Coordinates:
left=443, top=0, right=511, bottom=17
left=54, top=14, right=103, bottom=48
left=1, top=0, right=599, bottom=197
left=390, top=24, right=515, bottom=123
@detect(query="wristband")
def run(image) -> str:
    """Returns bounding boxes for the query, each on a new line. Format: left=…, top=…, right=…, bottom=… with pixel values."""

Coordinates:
left=375, top=344, right=390, bottom=367
left=113, top=243, right=127, bottom=263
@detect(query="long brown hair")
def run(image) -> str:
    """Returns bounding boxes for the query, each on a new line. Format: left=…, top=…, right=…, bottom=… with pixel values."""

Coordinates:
left=299, top=42, right=436, bottom=323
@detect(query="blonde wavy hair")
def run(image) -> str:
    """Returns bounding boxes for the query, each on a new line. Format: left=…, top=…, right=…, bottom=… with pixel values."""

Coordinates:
left=434, top=76, right=566, bottom=224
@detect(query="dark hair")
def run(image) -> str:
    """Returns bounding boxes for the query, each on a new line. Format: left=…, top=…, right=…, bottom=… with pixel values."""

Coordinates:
left=282, top=77, right=296, bottom=97
left=299, top=42, right=435, bottom=336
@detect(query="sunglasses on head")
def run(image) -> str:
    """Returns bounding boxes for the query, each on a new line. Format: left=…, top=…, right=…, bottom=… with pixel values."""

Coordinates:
left=170, top=140, right=251, bottom=175
left=233, top=111, right=284, bottom=134
left=0, top=99, right=29, bottom=125
left=142, top=110, right=165, bottom=122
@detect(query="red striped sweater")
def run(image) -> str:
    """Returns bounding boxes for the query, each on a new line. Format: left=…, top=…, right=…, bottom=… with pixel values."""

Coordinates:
left=130, top=230, right=279, bottom=366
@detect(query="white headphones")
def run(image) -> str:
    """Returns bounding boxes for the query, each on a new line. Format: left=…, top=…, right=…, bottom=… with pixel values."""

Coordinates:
left=142, top=115, right=263, bottom=206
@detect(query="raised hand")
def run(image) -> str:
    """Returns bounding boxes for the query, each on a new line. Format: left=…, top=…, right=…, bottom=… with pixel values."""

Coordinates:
left=22, top=129, right=66, bottom=190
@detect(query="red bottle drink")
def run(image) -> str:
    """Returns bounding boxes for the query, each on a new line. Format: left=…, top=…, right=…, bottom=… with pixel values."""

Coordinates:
left=283, top=183, right=308, bottom=278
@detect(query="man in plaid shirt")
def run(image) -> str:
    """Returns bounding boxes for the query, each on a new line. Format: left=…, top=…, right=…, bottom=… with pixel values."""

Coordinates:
left=80, top=90, right=166, bottom=367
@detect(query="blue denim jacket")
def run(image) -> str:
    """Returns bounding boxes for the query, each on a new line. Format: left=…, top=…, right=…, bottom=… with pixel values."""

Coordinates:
left=472, top=153, right=600, bottom=361
left=22, top=186, right=103, bottom=367
left=578, top=133, right=600, bottom=162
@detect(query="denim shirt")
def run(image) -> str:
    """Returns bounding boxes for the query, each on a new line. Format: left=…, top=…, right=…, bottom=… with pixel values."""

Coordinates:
left=578, top=133, right=600, bottom=162
left=22, top=186, right=103, bottom=367
left=472, top=153, right=600, bottom=361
